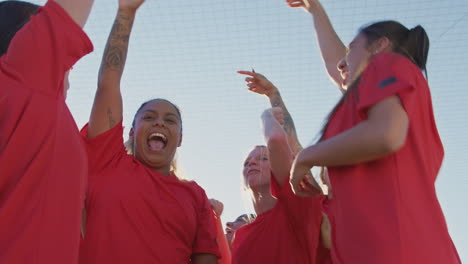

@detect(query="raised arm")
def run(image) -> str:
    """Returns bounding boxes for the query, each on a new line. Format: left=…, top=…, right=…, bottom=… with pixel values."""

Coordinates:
left=54, top=0, right=95, bottom=27
left=287, top=0, right=347, bottom=92
left=238, top=70, right=302, bottom=155
left=261, top=107, right=294, bottom=186
left=87, top=0, right=145, bottom=138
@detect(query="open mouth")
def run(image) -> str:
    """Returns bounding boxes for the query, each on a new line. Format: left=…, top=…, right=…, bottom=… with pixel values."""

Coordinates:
left=247, top=169, right=260, bottom=176
left=147, top=132, right=168, bottom=152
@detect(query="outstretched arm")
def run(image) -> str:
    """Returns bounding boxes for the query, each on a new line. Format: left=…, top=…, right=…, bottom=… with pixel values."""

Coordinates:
left=87, top=0, right=145, bottom=138
left=287, top=0, right=347, bottom=92
left=55, top=0, right=95, bottom=27
left=238, top=70, right=302, bottom=155
left=261, top=107, right=294, bottom=187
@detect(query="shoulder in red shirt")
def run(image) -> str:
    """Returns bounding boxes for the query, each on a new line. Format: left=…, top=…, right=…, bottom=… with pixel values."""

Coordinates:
left=0, top=1, right=93, bottom=263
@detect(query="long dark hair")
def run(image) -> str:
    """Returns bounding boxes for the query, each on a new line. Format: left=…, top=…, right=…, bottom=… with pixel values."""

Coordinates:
left=0, top=1, right=39, bottom=56
left=318, top=20, right=430, bottom=141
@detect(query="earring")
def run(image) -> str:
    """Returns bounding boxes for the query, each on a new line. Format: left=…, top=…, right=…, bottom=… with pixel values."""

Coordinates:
left=372, top=50, right=379, bottom=55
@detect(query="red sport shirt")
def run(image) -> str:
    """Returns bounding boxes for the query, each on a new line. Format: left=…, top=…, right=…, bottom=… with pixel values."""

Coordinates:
left=0, top=1, right=93, bottom=263
left=323, top=52, right=461, bottom=264
left=231, top=173, right=329, bottom=264
left=79, top=122, right=220, bottom=263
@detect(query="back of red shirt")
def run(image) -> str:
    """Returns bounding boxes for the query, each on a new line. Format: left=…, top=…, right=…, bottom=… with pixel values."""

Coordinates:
left=0, top=1, right=93, bottom=263
left=323, top=53, right=461, bottom=264
left=231, top=174, right=328, bottom=264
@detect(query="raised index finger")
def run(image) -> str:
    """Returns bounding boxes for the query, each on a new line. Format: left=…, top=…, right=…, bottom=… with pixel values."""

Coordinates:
left=237, top=70, right=255, bottom=77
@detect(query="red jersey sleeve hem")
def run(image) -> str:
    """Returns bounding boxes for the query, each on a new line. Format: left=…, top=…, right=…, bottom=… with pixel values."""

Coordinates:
left=356, top=53, right=417, bottom=119
left=80, top=121, right=126, bottom=173
left=80, top=121, right=124, bottom=141
left=43, top=0, right=94, bottom=68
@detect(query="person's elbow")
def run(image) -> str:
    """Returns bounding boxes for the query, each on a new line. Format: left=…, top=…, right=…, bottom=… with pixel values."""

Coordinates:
left=266, top=132, right=288, bottom=151
left=379, top=116, right=409, bottom=155
left=368, top=96, right=410, bottom=156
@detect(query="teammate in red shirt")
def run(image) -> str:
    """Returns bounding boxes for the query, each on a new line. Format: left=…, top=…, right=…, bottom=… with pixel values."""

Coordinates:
left=231, top=71, right=331, bottom=264
left=287, top=13, right=462, bottom=264
left=0, top=0, right=94, bottom=263
left=225, top=214, right=253, bottom=250
left=78, top=1, right=219, bottom=263
left=210, top=199, right=232, bottom=264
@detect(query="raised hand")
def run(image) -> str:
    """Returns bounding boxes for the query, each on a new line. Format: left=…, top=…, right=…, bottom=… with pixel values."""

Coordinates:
left=237, top=69, right=278, bottom=97
left=286, top=0, right=317, bottom=13
left=290, top=156, right=322, bottom=197
left=209, top=199, right=224, bottom=216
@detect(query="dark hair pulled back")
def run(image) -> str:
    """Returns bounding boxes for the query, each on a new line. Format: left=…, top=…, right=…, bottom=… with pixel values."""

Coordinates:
left=0, top=1, right=39, bottom=56
left=360, top=21, right=429, bottom=76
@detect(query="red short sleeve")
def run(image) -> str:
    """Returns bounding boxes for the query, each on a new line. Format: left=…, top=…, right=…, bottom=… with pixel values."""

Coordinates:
left=356, top=53, right=420, bottom=118
left=271, top=172, right=323, bottom=230
left=270, top=172, right=292, bottom=199
left=192, top=186, right=221, bottom=258
left=1, top=0, right=93, bottom=96
left=213, top=213, right=231, bottom=264
left=80, top=121, right=126, bottom=174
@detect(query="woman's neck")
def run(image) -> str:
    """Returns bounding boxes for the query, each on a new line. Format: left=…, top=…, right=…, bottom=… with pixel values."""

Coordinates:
left=251, top=185, right=277, bottom=215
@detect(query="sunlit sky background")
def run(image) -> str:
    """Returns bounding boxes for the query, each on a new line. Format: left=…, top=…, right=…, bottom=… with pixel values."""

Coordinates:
left=28, top=0, right=468, bottom=260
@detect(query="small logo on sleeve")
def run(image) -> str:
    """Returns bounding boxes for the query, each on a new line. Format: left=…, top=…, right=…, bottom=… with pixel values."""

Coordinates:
left=379, top=76, right=397, bottom=89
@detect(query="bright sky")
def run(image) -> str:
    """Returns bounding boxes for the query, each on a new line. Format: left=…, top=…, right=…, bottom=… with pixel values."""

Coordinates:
left=29, top=0, right=468, bottom=260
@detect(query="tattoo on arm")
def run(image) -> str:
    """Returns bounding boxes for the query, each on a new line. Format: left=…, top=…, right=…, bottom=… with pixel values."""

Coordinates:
left=100, top=13, right=134, bottom=74
left=97, top=12, right=135, bottom=129
left=270, top=90, right=302, bottom=153
left=107, top=108, right=116, bottom=128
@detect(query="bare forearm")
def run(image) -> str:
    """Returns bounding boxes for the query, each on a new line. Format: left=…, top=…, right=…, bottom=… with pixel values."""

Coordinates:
left=262, top=111, right=294, bottom=186
left=297, top=121, right=398, bottom=168
left=268, top=90, right=302, bottom=155
left=297, top=96, right=409, bottom=167
left=98, top=9, right=136, bottom=86
left=88, top=9, right=137, bottom=137
left=308, top=2, right=347, bottom=90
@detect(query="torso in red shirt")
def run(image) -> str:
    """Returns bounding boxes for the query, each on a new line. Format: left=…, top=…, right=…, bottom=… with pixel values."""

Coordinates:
left=323, top=53, right=461, bottom=264
left=231, top=174, right=329, bottom=264
left=0, top=2, right=93, bottom=263
left=79, top=122, right=220, bottom=264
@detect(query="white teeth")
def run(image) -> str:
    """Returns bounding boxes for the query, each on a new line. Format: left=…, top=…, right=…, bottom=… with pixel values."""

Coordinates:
left=148, top=132, right=167, bottom=142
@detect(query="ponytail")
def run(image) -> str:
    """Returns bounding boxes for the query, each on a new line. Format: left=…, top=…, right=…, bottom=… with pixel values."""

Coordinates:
left=403, top=25, right=430, bottom=77
left=360, top=21, right=430, bottom=76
